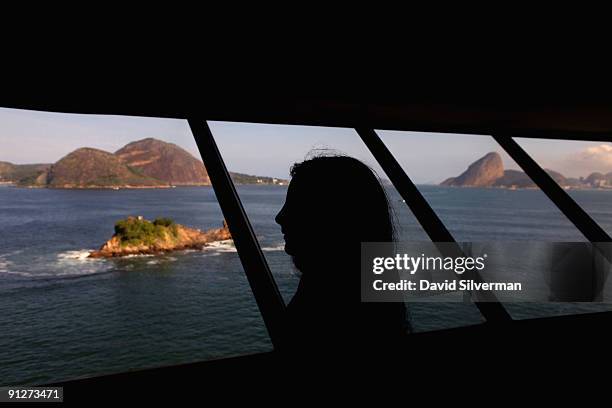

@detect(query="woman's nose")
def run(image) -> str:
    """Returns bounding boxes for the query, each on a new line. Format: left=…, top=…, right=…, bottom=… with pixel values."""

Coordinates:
left=275, top=205, right=286, bottom=226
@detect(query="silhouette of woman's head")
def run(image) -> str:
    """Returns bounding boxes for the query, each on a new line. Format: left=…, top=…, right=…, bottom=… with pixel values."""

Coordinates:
left=275, top=154, right=407, bottom=351
left=275, top=154, right=394, bottom=274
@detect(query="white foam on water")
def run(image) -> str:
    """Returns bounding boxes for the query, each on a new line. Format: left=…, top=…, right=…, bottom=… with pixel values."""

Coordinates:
left=261, top=244, right=285, bottom=252
left=146, top=256, right=177, bottom=265
left=0, top=250, right=23, bottom=273
left=0, top=270, right=38, bottom=278
left=202, top=240, right=237, bottom=253
left=121, top=253, right=154, bottom=258
left=0, top=253, right=39, bottom=277
left=46, top=249, right=114, bottom=278
left=0, top=249, right=24, bottom=258
left=198, top=240, right=284, bottom=253
left=0, top=258, right=11, bottom=273
left=57, top=250, right=93, bottom=261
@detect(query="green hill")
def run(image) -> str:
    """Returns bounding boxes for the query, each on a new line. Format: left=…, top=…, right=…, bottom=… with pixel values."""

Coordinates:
left=7, top=138, right=287, bottom=188
left=45, top=148, right=168, bottom=188
left=0, top=161, right=51, bottom=184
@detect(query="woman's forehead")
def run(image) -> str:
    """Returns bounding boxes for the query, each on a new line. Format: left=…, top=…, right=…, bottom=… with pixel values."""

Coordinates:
left=287, top=176, right=311, bottom=194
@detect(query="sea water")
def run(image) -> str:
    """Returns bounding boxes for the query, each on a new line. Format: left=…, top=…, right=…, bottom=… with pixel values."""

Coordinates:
left=1, top=185, right=612, bottom=385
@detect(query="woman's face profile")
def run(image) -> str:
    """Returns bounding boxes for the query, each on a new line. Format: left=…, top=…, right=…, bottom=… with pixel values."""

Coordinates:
left=275, top=173, right=344, bottom=275
left=275, top=176, right=322, bottom=265
left=275, top=178, right=303, bottom=258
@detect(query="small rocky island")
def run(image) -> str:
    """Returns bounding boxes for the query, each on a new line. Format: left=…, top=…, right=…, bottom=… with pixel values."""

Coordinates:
left=89, top=216, right=231, bottom=258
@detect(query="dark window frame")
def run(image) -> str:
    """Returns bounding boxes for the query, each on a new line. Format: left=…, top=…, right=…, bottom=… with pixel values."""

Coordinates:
left=192, top=120, right=612, bottom=348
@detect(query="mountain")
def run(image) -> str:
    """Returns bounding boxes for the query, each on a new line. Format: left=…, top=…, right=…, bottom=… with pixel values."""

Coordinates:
left=0, top=161, right=51, bottom=184
left=115, top=138, right=210, bottom=186
left=441, top=152, right=612, bottom=189
left=491, top=169, right=534, bottom=188
left=0, top=161, right=12, bottom=178
left=5, top=138, right=286, bottom=188
left=441, top=152, right=504, bottom=187
left=44, top=148, right=168, bottom=188
left=583, top=171, right=612, bottom=188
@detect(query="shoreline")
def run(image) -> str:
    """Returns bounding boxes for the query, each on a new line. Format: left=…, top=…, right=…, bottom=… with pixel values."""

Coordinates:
left=88, top=239, right=234, bottom=258
left=0, top=183, right=287, bottom=190
left=433, top=184, right=612, bottom=192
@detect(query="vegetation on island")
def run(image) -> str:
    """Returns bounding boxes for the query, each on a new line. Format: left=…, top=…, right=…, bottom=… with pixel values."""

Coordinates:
left=114, top=217, right=179, bottom=247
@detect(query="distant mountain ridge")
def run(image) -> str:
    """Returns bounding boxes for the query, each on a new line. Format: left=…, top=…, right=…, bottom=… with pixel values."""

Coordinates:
left=1, top=138, right=287, bottom=188
left=441, top=152, right=611, bottom=189
left=0, top=162, right=51, bottom=184
left=45, top=148, right=168, bottom=188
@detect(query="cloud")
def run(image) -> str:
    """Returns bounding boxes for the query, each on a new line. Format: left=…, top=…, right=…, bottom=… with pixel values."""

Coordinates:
left=562, top=144, right=612, bottom=176
left=574, top=144, right=612, bottom=167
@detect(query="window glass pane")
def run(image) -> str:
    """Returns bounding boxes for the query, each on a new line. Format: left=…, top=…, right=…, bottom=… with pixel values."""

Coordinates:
left=211, top=121, right=484, bottom=333
left=0, top=108, right=271, bottom=386
left=377, top=130, right=584, bottom=241
left=511, top=137, right=612, bottom=318
left=515, top=138, right=612, bottom=235
left=377, top=130, right=612, bottom=319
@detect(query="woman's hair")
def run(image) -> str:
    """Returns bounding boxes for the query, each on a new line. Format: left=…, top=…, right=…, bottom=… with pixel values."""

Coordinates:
left=289, top=152, right=396, bottom=243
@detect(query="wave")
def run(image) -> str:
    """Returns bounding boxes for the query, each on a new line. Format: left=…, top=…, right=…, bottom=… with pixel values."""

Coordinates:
left=261, top=244, right=285, bottom=252
left=0, top=240, right=284, bottom=282
left=47, top=250, right=113, bottom=277
left=0, top=267, right=112, bottom=279
left=0, top=258, right=11, bottom=274
left=146, top=256, right=178, bottom=265
left=200, top=240, right=285, bottom=253
left=202, top=240, right=237, bottom=253
left=0, top=253, right=33, bottom=278
left=0, top=250, right=113, bottom=281
left=0, top=249, right=24, bottom=258
left=0, top=270, right=39, bottom=278
left=56, top=249, right=93, bottom=261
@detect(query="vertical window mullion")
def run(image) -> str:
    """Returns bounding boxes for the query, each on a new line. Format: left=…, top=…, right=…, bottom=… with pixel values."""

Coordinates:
left=188, top=119, right=286, bottom=349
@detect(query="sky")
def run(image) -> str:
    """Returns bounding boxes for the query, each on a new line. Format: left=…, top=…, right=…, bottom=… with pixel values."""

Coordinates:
left=1, top=107, right=611, bottom=183
left=0, top=107, right=200, bottom=164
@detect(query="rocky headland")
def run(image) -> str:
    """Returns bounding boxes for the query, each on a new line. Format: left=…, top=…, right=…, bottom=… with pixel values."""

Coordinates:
left=440, top=152, right=612, bottom=189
